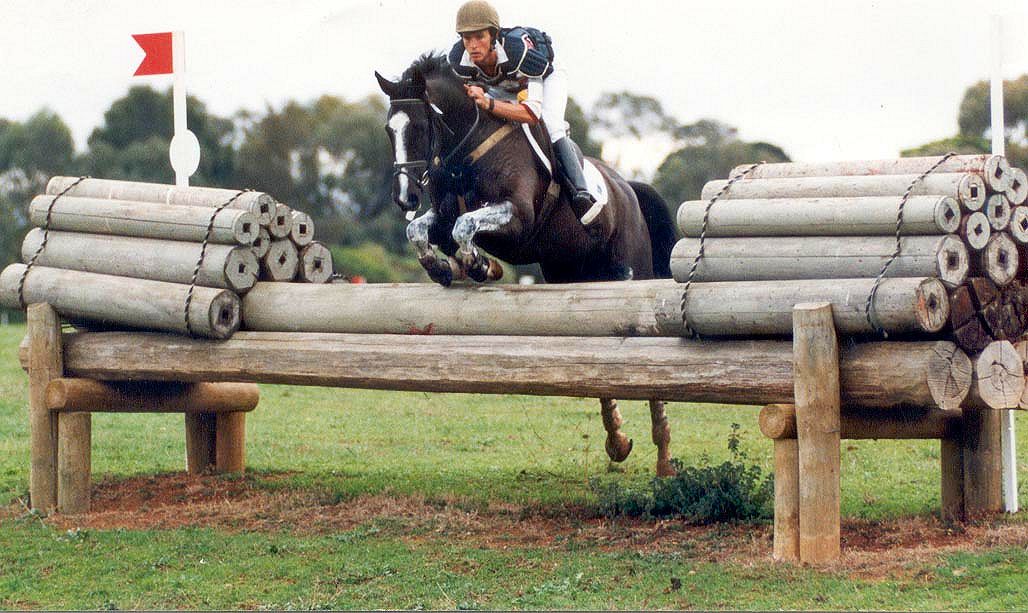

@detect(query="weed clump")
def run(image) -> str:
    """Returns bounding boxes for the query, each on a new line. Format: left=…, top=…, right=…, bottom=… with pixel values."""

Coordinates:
left=591, top=424, right=773, bottom=523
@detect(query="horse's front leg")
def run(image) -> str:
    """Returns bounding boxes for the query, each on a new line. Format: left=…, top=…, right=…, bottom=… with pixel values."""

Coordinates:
left=600, top=398, right=633, bottom=463
left=407, top=209, right=460, bottom=287
left=451, top=201, right=512, bottom=282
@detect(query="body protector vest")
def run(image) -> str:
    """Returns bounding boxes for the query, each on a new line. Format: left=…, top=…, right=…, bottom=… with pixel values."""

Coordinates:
left=449, top=26, right=555, bottom=86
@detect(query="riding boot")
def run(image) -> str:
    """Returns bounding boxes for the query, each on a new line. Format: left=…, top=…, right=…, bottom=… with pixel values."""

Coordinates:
left=553, top=137, right=598, bottom=226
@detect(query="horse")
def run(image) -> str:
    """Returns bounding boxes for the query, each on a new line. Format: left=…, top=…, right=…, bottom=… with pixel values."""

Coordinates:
left=375, top=53, right=679, bottom=476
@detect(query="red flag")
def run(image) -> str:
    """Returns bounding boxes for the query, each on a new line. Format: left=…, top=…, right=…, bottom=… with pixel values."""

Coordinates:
left=132, top=32, right=173, bottom=76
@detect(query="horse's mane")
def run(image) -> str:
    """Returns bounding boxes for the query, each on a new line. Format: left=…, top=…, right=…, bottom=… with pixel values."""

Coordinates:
left=401, top=53, right=450, bottom=87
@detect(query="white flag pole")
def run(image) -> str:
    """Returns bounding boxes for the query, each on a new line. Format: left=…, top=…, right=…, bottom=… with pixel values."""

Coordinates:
left=991, top=14, right=1019, bottom=514
left=169, top=30, right=201, bottom=187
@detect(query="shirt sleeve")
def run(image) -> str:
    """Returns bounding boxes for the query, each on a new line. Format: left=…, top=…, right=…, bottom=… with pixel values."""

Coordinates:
left=520, top=77, right=544, bottom=120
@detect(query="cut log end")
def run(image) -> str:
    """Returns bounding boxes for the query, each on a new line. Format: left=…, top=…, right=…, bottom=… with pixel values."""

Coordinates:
left=253, top=227, right=272, bottom=259
left=290, top=211, right=315, bottom=247
left=937, top=235, right=970, bottom=287
left=969, top=341, right=1025, bottom=409
left=299, top=242, right=334, bottom=284
left=267, top=203, right=294, bottom=239
left=927, top=342, right=974, bottom=411
left=959, top=174, right=987, bottom=211
left=232, top=212, right=260, bottom=246
left=981, top=233, right=1019, bottom=287
left=936, top=197, right=962, bottom=234
left=262, top=240, right=299, bottom=282
left=985, top=195, right=1012, bottom=232
left=224, top=248, right=260, bottom=293
left=961, top=212, right=992, bottom=251
left=1005, top=168, right=1028, bottom=206
left=916, top=278, right=950, bottom=333
left=984, top=155, right=1012, bottom=192
left=204, top=291, right=242, bottom=340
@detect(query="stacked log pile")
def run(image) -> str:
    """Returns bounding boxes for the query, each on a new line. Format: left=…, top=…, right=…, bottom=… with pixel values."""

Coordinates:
left=0, top=177, right=334, bottom=338
left=672, top=154, right=1028, bottom=410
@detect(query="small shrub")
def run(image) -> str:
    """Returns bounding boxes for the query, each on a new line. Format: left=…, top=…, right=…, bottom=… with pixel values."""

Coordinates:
left=591, top=424, right=773, bottom=523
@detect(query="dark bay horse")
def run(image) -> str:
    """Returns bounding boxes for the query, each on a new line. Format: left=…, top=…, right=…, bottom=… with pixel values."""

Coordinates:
left=375, top=53, right=678, bottom=475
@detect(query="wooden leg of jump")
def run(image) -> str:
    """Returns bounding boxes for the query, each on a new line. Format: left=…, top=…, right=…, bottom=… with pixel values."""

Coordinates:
left=793, top=302, right=841, bottom=564
left=962, top=406, right=1003, bottom=517
left=185, top=412, right=216, bottom=474
left=599, top=398, right=633, bottom=463
left=773, top=436, right=801, bottom=562
left=27, top=303, right=62, bottom=513
left=215, top=412, right=246, bottom=473
left=648, top=400, right=675, bottom=477
left=57, top=413, right=91, bottom=514
left=940, top=437, right=965, bottom=523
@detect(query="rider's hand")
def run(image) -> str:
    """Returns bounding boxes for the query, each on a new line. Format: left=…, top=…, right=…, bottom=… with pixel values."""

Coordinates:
left=464, top=85, right=490, bottom=110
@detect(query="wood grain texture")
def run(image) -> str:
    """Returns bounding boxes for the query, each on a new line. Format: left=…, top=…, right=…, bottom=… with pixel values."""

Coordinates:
left=27, top=304, right=61, bottom=513
left=731, top=155, right=1011, bottom=191
left=2, top=264, right=241, bottom=339
left=46, top=379, right=259, bottom=413
left=670, top=235, right=968, bottom=286
left=57, top=412, right=90, bottom=514
left=678, top=195, right=961, bottom=237
left=792, top=303, right=841, bottom=563
left=759, top=404, right=962, bottom=440
left=242, top=278, right=949, bottom=337
left=29, top=195, right=258, bottom=245
left=20, top=229, right=259, bottom=293
left=701, top=173, right=986, bottom=211
left=46, top=176, right=275, bottom=225
left=16, top=331, right=971, bottom=410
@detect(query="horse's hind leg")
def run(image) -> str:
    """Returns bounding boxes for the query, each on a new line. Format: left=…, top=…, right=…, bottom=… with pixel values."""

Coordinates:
left=407, top=210, right=459, bottom=286
left=600, top=398, right=633, bottom=462
left=649, top=399, right=676, bottom=477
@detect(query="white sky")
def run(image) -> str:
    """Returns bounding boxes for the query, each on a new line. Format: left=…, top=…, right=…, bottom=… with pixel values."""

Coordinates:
left=2, top=0, right=1028, bottom=176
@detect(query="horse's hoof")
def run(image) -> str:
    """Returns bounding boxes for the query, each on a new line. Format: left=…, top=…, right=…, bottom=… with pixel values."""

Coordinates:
left=467, top=262, right=489, bottom=283
left=656, top=460, right=677, bottom=478
left=429, top=267, right=453, bottom=287
left=486, top=259, right=504, bottom=281
left=605, top=435, right=633, bottom=463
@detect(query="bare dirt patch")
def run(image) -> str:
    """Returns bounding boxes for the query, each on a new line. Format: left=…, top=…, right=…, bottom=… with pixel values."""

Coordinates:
left=5, top=472, right=1027, bottom=576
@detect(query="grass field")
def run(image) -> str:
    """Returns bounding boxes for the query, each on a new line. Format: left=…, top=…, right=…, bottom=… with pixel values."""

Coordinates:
left=1, top=322, right=1027, bottom=609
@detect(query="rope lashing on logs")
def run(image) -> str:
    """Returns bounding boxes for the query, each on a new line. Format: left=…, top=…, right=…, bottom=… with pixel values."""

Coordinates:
left=679, top=161, right=765, bottom=338
left=184, top=189, right=250, bottom=336
left=17, top=176, right=90, bottom=309
left=864, top=152, right=958, bottom=337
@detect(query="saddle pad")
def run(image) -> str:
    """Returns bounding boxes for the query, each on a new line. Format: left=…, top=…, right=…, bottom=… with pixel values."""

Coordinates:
left=520, top=124, right=609, bottom=222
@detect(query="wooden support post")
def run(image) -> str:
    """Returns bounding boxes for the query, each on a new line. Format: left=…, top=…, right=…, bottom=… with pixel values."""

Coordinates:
left=772, top=431, right=800, bottom=562
left=793, top=302, right=841, bottom=564
left=941, top=437, right=965, bottom=522
left=184, top=412, right=216, bottom=474
left=57, top=412, right=90, bottom=514
left=215, top=412, right=246, bottom=473
left=27, top=303, right=61, bottom=513
left=963, top=406, right=1003, bottom=516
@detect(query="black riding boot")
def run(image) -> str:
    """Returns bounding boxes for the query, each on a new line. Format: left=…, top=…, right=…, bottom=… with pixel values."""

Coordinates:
left=553, top=137, right=597, bottom=225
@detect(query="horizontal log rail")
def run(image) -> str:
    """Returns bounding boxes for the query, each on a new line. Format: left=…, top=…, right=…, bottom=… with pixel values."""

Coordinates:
left=19, top=331, right=971, bottom=410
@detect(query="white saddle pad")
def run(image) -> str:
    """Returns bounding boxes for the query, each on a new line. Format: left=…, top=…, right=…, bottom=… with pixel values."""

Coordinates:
left=519, top=124, right=609, bottom=224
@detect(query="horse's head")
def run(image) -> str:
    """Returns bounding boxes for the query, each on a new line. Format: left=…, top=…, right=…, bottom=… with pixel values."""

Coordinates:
left=376, top=54, right=474, bottom=217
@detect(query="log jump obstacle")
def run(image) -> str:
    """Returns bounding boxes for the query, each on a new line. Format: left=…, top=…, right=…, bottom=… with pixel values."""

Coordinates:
left=18, top=287, right=994, bottom=565
left=10, top=156, right=1027, bottom=565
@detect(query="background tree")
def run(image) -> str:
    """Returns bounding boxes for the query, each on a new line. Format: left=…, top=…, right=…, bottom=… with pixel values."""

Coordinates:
left=81, top=86, right=235, bottom=186
left=904, top=74, right=1028, bottom=169
left=0, top=110, right=75, bottom=267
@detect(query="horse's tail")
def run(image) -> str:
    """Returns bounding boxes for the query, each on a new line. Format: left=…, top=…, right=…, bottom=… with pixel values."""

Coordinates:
left=629, top=181, right=676, bottom=278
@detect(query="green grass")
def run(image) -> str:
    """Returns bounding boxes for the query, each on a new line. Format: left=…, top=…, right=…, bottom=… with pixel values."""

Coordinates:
left=1, top=322, right=1027, bottom=609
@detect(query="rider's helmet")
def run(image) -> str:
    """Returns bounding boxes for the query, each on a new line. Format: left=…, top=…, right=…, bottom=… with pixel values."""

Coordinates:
left=456, top=0, right=500, bottom=34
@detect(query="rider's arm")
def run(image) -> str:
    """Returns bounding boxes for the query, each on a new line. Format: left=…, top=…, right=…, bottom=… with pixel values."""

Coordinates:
left=466, top=80, right=542, bottom=125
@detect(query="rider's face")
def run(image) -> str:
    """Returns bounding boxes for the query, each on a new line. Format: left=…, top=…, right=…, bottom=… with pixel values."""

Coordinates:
left=461, top=29, right=494, bottom=65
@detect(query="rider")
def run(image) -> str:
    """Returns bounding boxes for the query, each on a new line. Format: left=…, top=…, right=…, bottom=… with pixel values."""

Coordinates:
left=448, top=0, right=597, bottom=225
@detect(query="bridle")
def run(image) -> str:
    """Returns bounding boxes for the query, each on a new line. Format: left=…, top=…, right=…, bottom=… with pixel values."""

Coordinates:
left=388, top=96, right=483, bottom=213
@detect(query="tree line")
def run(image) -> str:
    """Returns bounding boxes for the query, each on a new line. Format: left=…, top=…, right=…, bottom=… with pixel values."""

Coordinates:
left=1, top=76, right=1025, bottom=280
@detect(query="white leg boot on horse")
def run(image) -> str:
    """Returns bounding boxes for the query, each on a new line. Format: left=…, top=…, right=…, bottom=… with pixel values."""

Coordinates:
left=452, top=202, right=512, bottom=282
left=600, top=398, right=633, bottom=463
left=406, top=210, right=463, bottom=286
left=649, top=399, right=676, bottom=477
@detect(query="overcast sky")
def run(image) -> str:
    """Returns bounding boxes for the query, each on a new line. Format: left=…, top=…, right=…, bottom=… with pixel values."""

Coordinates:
left=2, top=0, right=1027, bottom=176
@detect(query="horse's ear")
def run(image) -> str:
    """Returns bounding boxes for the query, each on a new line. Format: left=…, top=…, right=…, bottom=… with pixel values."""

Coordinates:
left=375, top=71, right=400, bottom=98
